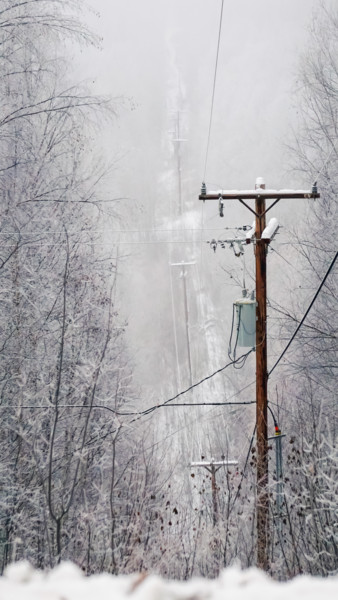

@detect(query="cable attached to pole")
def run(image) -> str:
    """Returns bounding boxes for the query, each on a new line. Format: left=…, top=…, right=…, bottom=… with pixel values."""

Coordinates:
left=269, top=250, right=337, bottom=376
left=203, top=0, right=224, bottom=182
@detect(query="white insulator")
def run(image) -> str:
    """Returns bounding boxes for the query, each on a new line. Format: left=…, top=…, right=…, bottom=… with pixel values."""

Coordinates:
left=261, top=217, right=279, bottom=243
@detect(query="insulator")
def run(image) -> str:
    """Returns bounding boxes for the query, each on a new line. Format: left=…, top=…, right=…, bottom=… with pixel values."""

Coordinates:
left=201, top=181, right=207, bottom=195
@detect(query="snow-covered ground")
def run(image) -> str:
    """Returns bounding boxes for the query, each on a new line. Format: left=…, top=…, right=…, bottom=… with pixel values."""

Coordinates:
left=1, top=562, right=337, bottom=600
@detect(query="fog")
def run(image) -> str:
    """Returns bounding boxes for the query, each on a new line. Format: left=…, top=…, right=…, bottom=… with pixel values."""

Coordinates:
left=74, top=0, right=327, bottom=418
left=1, top=0, right=335, bottom=577
left=80, top=0, right=319, bottom=183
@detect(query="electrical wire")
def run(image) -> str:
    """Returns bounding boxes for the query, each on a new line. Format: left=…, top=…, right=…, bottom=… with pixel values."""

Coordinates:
left=268, top=250, right=337, bottom=377
left=9, top=194, right=332, bottom=449
left=7, top=351, right=255, bottom=419
left=0, top=227, right=246, bottom=236
left=3, top=376, right=258, bottom=475
left=203, top=0, right=224, bottom=181
left=7, top=213, right=335, bottom=469
left=228, top=303, right=237, bottom=360
left=269, top=245, right=321, bottom=289
left=155, top=401, right=255, bottom=407
left=228, top=303, right=242, bottom=363
left=267, top=404, right=278, bottom=429
left=126, top=347, right=255, bottom=420
left=135, top=377, right=256, bottom=457
left=0, top=235, right=331, bottom=249
left=0, top=239, right=210, bottom=248
left=229, top=423, right=257, bottom=513
left=312, top=141, right=338, bottom=184
left=268, top=396, right=335, bottom=423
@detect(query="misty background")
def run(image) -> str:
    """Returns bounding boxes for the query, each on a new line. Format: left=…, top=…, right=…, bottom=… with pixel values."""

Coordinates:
left=72, top=0, right=331, bottom=458
left=1, top=0, right=336, bottom=577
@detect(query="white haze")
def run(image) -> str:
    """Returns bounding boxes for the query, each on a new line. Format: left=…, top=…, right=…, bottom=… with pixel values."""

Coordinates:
left=72, top=0, right=331, bottom=457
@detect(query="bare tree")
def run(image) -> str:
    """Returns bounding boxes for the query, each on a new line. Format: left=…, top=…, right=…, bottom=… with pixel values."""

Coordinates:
left=0, top=0, right=135, bottom=571
left=268, top=3, right=338, bottom=578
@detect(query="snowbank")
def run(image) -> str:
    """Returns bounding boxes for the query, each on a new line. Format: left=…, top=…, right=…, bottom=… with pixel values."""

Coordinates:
left=0, top=561, right=337, bottom=600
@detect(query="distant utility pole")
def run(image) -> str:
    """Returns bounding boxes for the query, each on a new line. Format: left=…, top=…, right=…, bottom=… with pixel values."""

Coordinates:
left=171, top=261, right=195, bottom=388
left=191, top=459, right=238, bottom=526
left=199, top=178, right=319, bottom=570
left=172, top=110, right=188, bottom=216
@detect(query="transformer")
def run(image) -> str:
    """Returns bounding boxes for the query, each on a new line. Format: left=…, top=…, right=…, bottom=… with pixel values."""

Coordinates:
left=235, top=296, right=256, bottom=348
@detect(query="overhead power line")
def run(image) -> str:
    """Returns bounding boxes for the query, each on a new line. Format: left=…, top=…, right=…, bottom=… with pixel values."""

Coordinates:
left=0, top=227, right=250, bottom=236
left=203, top=0, right=224, bottom=181
left=8, top=349, right=255, bottom=418
left=158, top=401, right=255, bottom=407
left=268, top=250, right=337, bottom=376
left=151, top=347, right=254, bottom=410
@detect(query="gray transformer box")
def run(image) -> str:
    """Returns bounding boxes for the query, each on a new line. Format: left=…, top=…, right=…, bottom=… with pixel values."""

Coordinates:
left=235, top=298, right=256, bottom=348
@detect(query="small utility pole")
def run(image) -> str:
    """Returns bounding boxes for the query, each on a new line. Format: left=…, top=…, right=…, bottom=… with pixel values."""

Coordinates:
left=171, top=261, right=195, bottom=388
left=191, top=458, right=238, bottom=526
left=199, top=178, right=319, bottom=570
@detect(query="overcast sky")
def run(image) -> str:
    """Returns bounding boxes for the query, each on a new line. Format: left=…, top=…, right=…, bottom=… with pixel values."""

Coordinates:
left=77, top=0, right=328, bottom=191
left=74, top=0, right=331, bottom=396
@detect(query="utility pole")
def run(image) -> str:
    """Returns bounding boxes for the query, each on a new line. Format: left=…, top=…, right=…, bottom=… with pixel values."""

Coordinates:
left=254, top=178, right=268, bottom=570
left=169, top=110, right=190, bottom=387
left=172, top=110, right=187, bottom=215
left=171, top=261, right=195, bottom=388
left=191, top=458, right=238, bottom=526
left=199, top=178, right=319, bottom=570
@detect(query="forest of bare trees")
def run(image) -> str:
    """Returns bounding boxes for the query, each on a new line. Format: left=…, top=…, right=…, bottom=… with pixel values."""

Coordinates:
left=0, top=0, right=336, bottom=581
left=267, top=4, right=337, bottom=577
left=0, top=0, right=136, bottom=570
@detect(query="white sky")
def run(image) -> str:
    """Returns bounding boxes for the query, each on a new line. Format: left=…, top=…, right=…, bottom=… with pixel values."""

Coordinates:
left=72, top=0, right=333, bottom=393
left=77, top=0, right=326, bottom=189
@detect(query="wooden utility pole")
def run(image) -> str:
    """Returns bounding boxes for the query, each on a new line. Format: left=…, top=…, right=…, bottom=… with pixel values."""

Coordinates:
left=199, top=178, right=319, bottom=570
left=191, top=459, right=238, bottom=526
left=254, top=178, right=268, bottom=569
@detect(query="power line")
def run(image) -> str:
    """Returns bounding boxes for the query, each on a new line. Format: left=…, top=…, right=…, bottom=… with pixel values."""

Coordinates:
left=156, top=348, right=254, bottom=408
left=1, top=239, right=208, bottom=248
left=7, top=350, right=255, bottom=420
left=111, top=349, right=254, bottom=420
left=0, top=227, right=248, bottom=236
left=5, top=252, right=334, bottom=427
left=12, top=400, right=255, bottom=412
left=313, top=141, right=338, bottom=184
left=138, top=378, right=256, bottom=457
left=158, top=401, right=255, bottom=407
left=268, top=251, right=337, bottom=377
left=0, top=229, right=333, bottom=250
left=269, top=246, right=322, bottom=290
left=9, top=252, right=335, bottom=451
left=203, top=0, right=224, bottom=181
left=5, top=377, right=258, bottom=471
